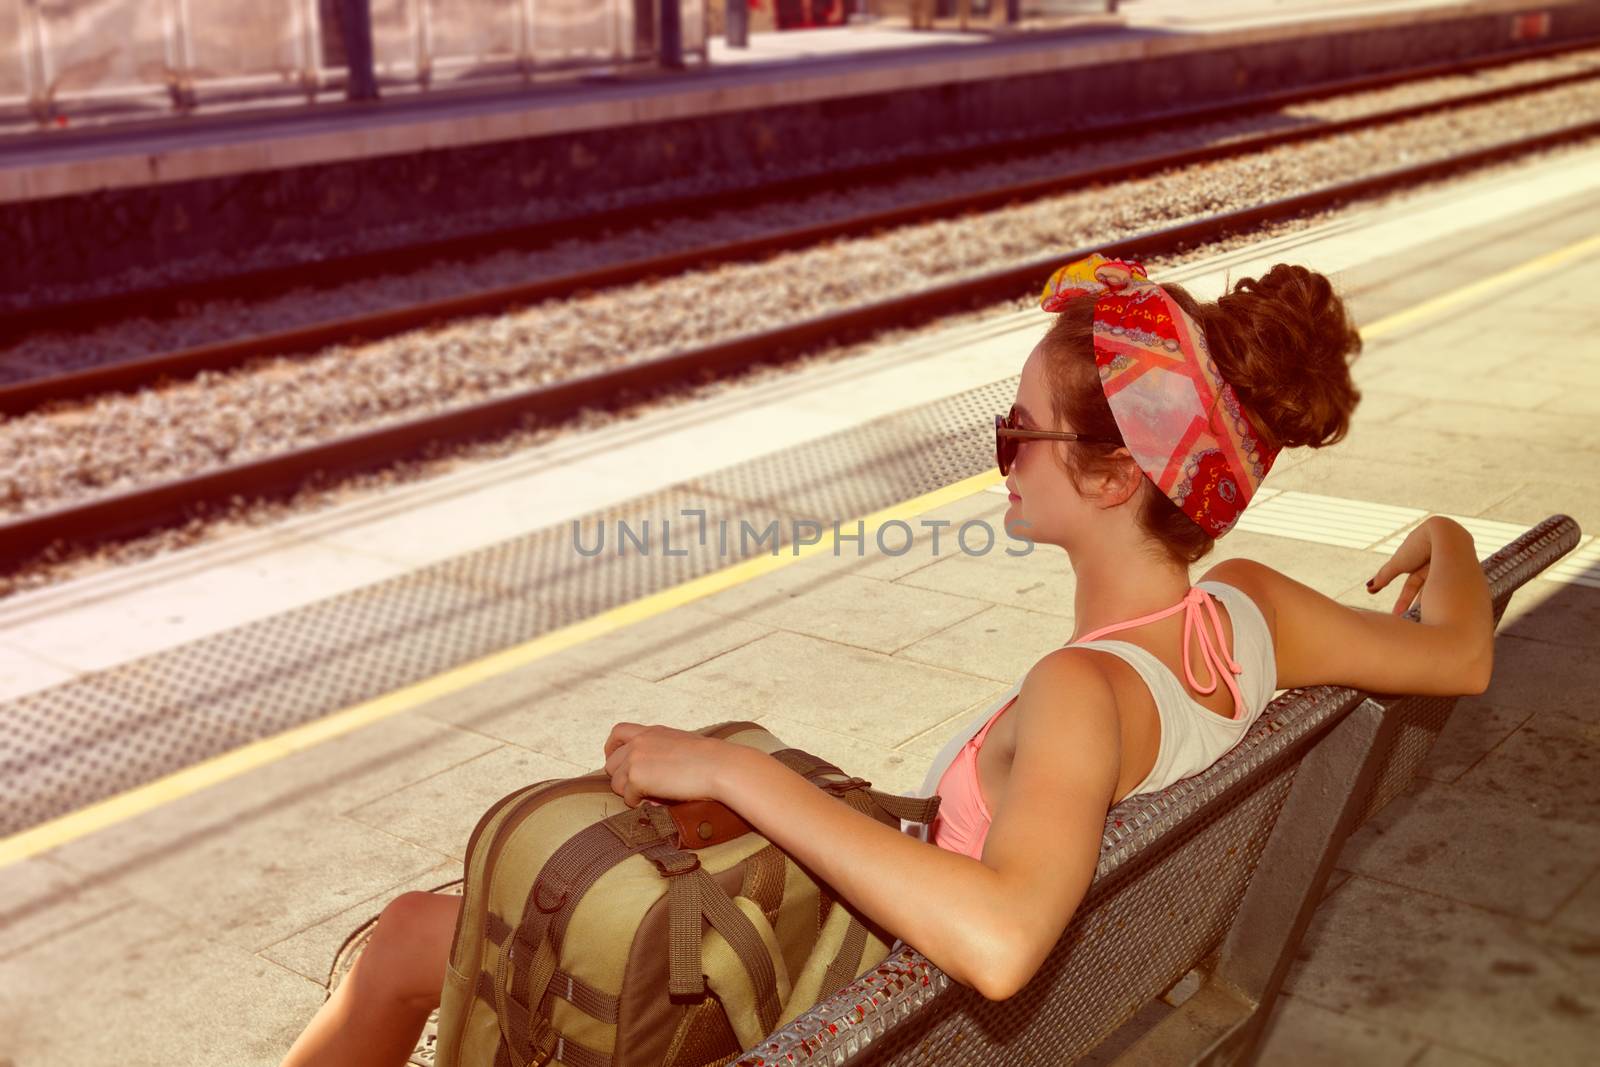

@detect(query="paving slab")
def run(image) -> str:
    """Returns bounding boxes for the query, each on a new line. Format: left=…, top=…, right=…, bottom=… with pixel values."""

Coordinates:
left=1263, top=453, right=1518, bottom=517
left=1342, top=420, right=1600, bottom=496
left=1356, top=323, right=1524, bottom=380
left=38, top=713, right=500, bottom=938
left=1477, top=633, right=1600, bottom=721
left=1336, top=779, right=1600, bottom=922
left=1538, top=387, right=1600, bottom=418
left=344, top=745, right=589, bottom=863
left=1522, top=911, right=1600, bottom=989
left=0, top=855, right=140, bottom=961
left=1337, top=388, right=1415, bottom=428
left=259, top=860, right=461, bottom=985
left=1285, top=876, right=1600, bottom=1067
left=1483, top=480, right=1600, bottom=539
left=310, top=459, right=670, bottom=572
left=412, top=658, right=756, bottom=764
left=689, top=513, right=1031, bottom=623
left=844, top=491, right=1013, bottom=584
left=660, top=629, right=1006, bottom=749
left=557, top=604, right=776, bottom=682
left=1492, top=578, right=1600, bottom=650
left=1500, top=350, right=1600, bottom=390
left=704, top=571, right=990, bottom=656
left=1356, top=363, right=1567, bottom=411
left=894, top=603, right=1081, bottom=683
left=0, top=641, right=78, bottom=702
left=1253, top=991, right=1427, bottom=1066
left=1411, top=1044, right=1513, bottom=1066
left=1403, top=399, right=1600, bottom=452
left=1549, top=870, right=1600, bottom=941
left=891, top=539, right=1080, bottom=618
left=1413, top=696, right=1534, bottom=785
left=1205, top=530, right=1382, bottom=593
left=895, top=694, right=1016, bottom=762
left=1453, top=709, right=1600, bottom=828
left=749, top=711, right=930, bottom=799
left=56, top=805, right=450, bottom=955
left=0, top=900, right=322, bottom=1067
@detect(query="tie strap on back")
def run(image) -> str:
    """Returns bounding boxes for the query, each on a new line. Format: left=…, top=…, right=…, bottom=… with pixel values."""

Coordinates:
left=1073, top=586, right=1246, bottom=719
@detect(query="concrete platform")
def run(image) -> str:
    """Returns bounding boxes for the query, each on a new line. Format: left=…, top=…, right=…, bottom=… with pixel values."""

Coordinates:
left=2, top=153, right=1600, bottom=1061
left=2, top=0, right=1593, bottom=307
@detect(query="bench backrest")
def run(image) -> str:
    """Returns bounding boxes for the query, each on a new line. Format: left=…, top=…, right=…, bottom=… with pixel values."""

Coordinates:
left=732, top=514, right=1581, bottom=1067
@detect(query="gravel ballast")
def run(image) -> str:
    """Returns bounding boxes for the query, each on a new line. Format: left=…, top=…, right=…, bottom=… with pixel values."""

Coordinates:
left=1, top=71, right=1596, bottom=597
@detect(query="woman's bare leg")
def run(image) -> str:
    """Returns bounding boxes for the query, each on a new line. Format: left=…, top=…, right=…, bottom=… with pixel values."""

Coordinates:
left=281, top=891, right=462, bottom=1067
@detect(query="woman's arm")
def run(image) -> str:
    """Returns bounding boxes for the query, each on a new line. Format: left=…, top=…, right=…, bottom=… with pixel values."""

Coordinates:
left=1224, top=515, right=1495, bottom=695
left=713, top=745, right=1015, bottom=998
left=711, top=649, right=1121, bottom=1002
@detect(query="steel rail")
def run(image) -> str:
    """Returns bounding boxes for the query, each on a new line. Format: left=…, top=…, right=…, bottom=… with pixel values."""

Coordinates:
left=5, top=54, right=1599, bottom=416
left=3, top=114, right=1598, bottom=571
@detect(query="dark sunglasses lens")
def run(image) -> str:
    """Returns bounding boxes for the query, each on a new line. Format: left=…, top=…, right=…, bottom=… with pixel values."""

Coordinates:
left=994, top=415, right=1014, bottom=474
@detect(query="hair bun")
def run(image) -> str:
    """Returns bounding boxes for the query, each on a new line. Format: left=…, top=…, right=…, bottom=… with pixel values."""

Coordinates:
left=1198, top=263, right=1363, bottom=451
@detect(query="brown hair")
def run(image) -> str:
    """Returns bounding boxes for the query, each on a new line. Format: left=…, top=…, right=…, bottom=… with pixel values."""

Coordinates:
left=1039, top=263, right=1363, bottom=567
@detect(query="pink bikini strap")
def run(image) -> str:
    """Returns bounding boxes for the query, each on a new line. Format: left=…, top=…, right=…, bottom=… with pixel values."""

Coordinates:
left=1072, top=586, right=1246, bottom=718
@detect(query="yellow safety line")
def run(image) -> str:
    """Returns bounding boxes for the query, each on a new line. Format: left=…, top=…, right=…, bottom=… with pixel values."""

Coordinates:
left=1360, top=231, right=1600, bottom=341
left=8, top=229, right=1600, bottom=868
left=0, top=471, right=1003, bottom=868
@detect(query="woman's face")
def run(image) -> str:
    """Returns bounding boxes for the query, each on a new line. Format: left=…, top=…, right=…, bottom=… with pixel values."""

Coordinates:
left=1004, top=342, right=1100, bottom=552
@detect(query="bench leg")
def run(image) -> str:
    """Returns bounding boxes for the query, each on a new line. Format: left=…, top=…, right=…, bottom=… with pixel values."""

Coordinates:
left=1111, top=696, right=1398, bottom=1066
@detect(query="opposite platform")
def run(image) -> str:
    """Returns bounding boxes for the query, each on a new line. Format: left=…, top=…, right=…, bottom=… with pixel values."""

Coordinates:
left=2, top=0, right=1593, bottom=305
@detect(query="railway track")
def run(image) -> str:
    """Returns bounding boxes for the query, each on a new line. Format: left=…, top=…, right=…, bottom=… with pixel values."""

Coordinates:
left=4, top=37, right=1600, bottom=413
left=4, top=113, right=1598, bottom=572
left=4, top=43, right=1600, bottom=574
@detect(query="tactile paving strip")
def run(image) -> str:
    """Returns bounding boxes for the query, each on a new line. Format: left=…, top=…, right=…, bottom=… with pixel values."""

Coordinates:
left=0, top=379, right=1013, bottom=837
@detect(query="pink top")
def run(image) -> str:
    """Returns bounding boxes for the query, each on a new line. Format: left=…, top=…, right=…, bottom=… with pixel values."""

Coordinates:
left=929, top=586, right=1246, bottom=860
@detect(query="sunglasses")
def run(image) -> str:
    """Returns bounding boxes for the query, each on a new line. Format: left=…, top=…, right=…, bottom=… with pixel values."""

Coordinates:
left=995, top=405, right=1120, bottom=476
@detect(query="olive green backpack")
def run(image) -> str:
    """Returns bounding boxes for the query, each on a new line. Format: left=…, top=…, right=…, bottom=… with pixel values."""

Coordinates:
left=433, top=719, right=943, bottom=1067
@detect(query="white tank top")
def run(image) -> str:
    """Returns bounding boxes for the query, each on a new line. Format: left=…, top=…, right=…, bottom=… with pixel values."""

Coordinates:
left=898, top=579, right=1277, bottom=846
left=1071, top=580, right=1277, bottom=796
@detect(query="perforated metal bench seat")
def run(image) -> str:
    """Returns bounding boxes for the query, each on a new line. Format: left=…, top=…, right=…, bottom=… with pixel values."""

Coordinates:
left=730, top=514, right=1582, bottom=1067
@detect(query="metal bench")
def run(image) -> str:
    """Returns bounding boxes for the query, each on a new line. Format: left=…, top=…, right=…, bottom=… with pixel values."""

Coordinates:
left=728, top=513, right=1582, bottom=1067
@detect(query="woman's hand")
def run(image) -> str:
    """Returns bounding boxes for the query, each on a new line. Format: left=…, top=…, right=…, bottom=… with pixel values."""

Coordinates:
left=1368, top=517, right=1455, bottom=616
left=602, top=723, right=738, bottom=808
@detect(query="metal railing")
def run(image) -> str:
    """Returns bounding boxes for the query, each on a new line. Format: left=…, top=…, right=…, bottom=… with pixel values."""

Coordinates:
left=1, top=0, right=708, bottom=129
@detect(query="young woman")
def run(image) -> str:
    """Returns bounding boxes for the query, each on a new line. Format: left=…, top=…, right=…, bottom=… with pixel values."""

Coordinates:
left=281, top=254, right=1494, bottom=1066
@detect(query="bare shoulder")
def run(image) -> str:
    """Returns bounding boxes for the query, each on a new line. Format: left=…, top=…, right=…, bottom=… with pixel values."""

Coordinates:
left=1198, top=557, right=1279, bottom=638
left=978, top=647, right=1122, bottom=997
left=1199, top=557, right=1275, bottom=612
left=1018, top=645, right=1120, bottom=719
left=1001, top=649, right=1122, bottom=797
